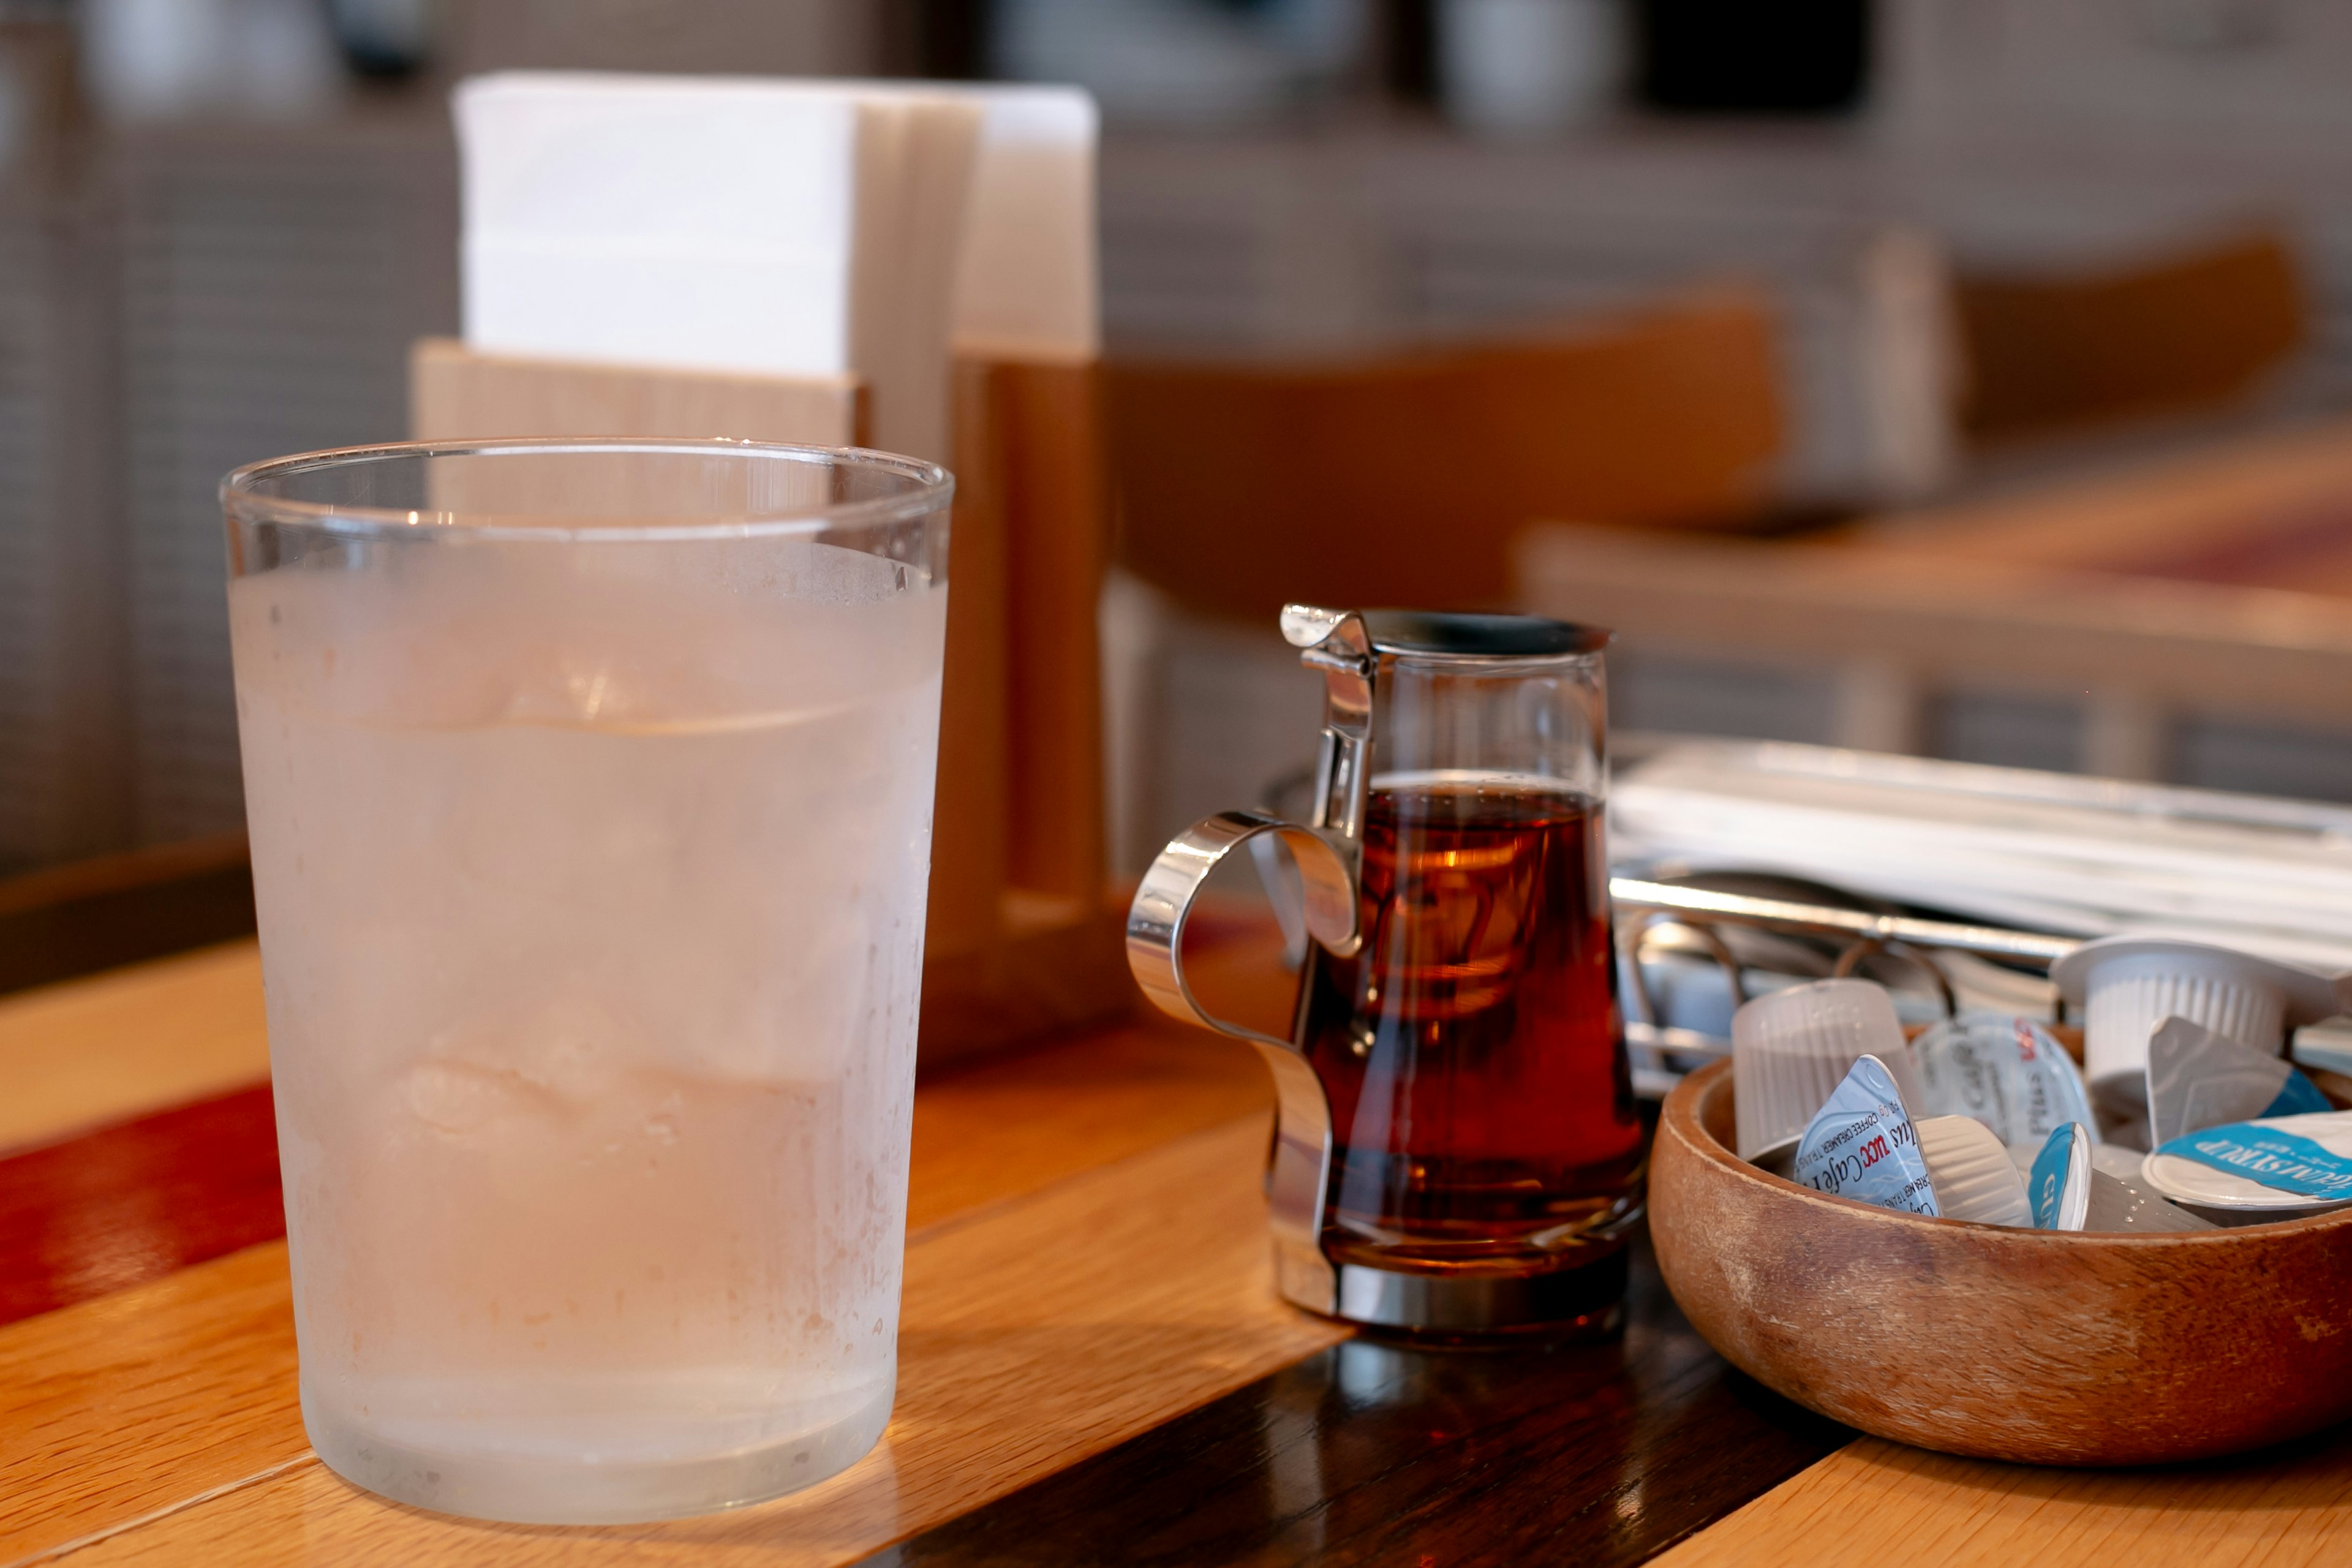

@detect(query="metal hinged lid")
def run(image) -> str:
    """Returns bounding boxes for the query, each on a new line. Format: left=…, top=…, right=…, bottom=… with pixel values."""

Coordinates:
left=1357, top=609, right=1609, bottom=659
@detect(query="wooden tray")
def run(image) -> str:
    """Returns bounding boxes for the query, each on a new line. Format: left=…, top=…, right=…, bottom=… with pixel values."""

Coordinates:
left=1651, top=1058, right=2352, bottom=1466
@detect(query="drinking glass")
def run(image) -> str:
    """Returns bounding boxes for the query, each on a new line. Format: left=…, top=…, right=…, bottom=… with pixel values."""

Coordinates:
left=222, top=439, right=951, bottom=1523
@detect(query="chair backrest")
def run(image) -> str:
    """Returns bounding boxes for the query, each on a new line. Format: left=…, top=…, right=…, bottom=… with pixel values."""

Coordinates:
left=1955, top=230, right=2305, bottom=444
left=1107, top=288, right=1785, bottom=623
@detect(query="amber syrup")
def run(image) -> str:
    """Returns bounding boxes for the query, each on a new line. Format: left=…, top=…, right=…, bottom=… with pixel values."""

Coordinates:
left=1299, top=776, right=1643, bottom=1281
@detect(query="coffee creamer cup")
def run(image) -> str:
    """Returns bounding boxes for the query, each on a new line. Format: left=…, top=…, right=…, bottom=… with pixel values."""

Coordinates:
left=1912, top=1012, right=2097, bottom=1148
left=2144, top=1110, right=2352, bottom=1219
left=1793, top=1054, right=1939, bottom=1218
left=2084, top=1164, right=2216, bottom=1232
left=2029, top=1123, right=2091, bottom=1230
left=1732, top=979, right=1923, bottom=1159
left=2146, top=1015, right=2332, bottom=1150
left=2032, top=1120, right=2215, bottom=1232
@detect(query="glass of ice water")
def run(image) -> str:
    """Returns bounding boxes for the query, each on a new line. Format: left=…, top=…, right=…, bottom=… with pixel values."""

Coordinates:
left=221, top=440, right=952, bottom=1524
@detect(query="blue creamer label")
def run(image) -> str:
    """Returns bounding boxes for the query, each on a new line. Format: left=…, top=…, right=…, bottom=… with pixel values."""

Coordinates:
left=1793, top=1054, right=1940, bottom=1218
left=2157, top=1121, right=2352, bottom=1200
left=2029, top=1126, right=2068, bottom=1228
left=2029, top=1121, right=2089, bottom=1230
left=2263, top=1071, right=2334, bottom=1119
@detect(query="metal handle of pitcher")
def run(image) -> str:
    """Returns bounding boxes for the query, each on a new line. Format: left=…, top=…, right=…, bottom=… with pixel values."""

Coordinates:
left=1126, top=809, right=1359, bottom=1314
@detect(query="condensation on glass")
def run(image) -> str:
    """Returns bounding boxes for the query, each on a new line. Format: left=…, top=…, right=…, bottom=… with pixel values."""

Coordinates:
left=222, top=440, right=951, bottom=1524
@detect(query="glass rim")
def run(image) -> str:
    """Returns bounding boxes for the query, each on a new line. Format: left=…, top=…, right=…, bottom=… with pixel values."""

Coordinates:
left=221, top=437, right=954, bottom=545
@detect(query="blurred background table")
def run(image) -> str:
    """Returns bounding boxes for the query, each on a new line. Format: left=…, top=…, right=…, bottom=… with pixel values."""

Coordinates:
left=1518, top=413, right=2352, bottom=795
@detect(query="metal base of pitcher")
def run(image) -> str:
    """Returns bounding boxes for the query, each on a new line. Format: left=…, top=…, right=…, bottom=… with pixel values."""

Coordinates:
left=1285, top=1246, right=1633, bottom=1340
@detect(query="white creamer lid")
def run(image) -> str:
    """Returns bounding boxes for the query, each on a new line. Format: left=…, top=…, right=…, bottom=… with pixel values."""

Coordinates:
left=2049, top=937, right=2345, bottom=1020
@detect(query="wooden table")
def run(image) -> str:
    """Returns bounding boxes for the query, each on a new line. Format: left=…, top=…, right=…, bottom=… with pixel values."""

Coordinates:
left=1859, top=413, right=2352, bottom=596
left=6, top=935, right=2352, bottom=1566
left=1518, top=413, right=2352, bottom=777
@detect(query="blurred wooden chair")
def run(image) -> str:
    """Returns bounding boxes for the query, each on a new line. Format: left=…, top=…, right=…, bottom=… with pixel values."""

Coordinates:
left=1099, top=288, right=1788, bottom=870
left=1106, top=287, right=1787, bottom=623
left=1954, top=229, right=2305, bottom=445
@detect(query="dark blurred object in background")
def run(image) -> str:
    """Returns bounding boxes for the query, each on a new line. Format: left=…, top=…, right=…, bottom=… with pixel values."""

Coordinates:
left=991, top=0, right=1368, bottom=124
left=1636, top=0, right=1868, bottom=115
left=900, top=0, right=992, bottom=77
left=1382, top=0, right=1437, bottom=102
left=0, top=832, right=254, bottom=996
left=326, top=0, right=433, bottom=80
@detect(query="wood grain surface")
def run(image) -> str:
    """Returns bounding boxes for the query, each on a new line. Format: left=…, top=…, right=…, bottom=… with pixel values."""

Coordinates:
left=0, top=922, right=1276, bottom=1311
left=34, top=908, right=2352, bottom=1563
left=1653, top=1431, right=2352, bottom=1568
left=0, top=1242, right=303, bottom=1564
left=0, top=1084, right=281, bottom=1327
left=981, top=356, right=1108, bottom=904
left=0, top=949, right=1298, bottom=1567
left=928, top=354, right=1016, bottom=967
left=902, top=1012, right=1267, bottom=1232
left=1652, top=1060, right=2352, bottom=1467
left=867, top=1236, right=1850, bottom=1568
left=34, top=1115, right=1348, bottom=1567
left=0, top=942, right=270, bottom=1154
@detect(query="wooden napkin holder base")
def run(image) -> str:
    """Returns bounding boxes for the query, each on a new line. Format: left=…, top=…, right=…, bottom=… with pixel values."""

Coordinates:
left=409, top=340, right=1129, bottom=1069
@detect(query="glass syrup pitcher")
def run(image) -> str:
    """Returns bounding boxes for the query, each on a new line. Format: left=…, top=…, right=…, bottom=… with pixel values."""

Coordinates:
left=1128, top=606, right=1643, bottom=1340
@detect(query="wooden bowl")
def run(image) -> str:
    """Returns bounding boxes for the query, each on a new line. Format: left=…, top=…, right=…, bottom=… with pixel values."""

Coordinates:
left=1651, top=1059, right=2352, bottom=1466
